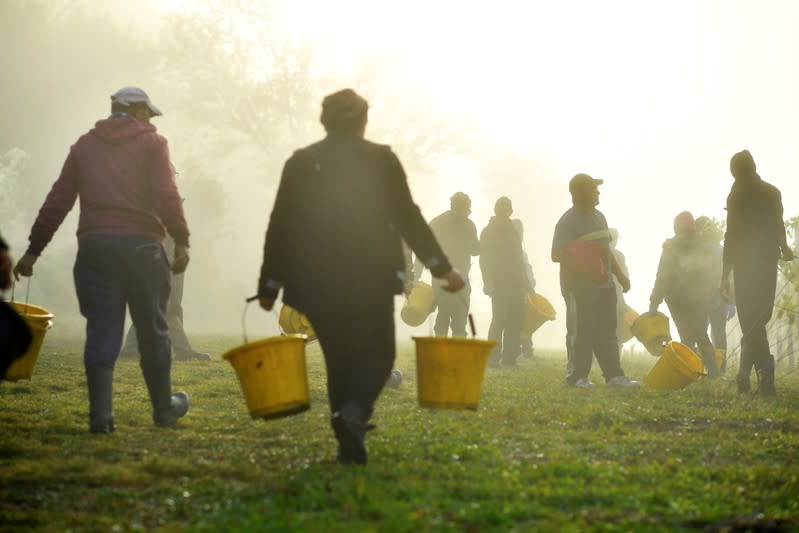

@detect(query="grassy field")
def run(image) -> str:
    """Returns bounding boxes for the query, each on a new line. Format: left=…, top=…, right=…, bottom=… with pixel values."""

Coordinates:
left=1, top=335, right=798, bottom=532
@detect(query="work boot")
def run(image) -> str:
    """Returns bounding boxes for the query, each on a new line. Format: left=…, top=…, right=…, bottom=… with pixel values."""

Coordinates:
left=756, top=358, right=776, bottom=398
left=142, top=368, right=190, bottom=427
left=86, top=365, right=115, bottom=434
left=331, top=402, right=367, bottom=465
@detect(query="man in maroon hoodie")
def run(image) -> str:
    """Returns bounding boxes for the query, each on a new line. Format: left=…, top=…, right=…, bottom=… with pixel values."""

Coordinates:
left=13, top=87, right=191, bottom=433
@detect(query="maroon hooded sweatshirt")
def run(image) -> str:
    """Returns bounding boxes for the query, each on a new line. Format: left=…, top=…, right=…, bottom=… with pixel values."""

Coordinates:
left=26, top=117, right=189, bottom=256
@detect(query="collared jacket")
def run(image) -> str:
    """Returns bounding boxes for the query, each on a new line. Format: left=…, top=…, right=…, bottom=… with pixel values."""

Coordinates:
left=26, top=117, right=189, bottom=256
left=258, top=133, right=451, bottom=312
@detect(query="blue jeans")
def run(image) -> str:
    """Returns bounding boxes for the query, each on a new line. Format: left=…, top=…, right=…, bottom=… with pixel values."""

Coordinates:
left=73, top=234, right=171, bottom=369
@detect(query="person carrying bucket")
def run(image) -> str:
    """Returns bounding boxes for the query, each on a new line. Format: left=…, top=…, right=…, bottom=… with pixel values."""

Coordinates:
left=0, top=234, right=33, bottom=379
left=256, top=89, right=464, bottom=465
left=648, top=211, right=719, bottom=377
left=551, top=174, right=640, bottom=388
left=13, top=87, right=191, bottom=432
left=721, top=150, right=794, bottom=396
left=412, top=192, right=479, bottom=337
left=480, top=197, right=529, bottom=367
left=511, top=219, right=537, bottom=358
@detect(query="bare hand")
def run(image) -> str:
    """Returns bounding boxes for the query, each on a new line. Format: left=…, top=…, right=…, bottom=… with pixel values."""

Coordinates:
left=781, top=247, right=795, bottom=262
left=617, top=273, right=631, bottom=293
left=259, top=297, right=275, bottom=311
left=439, top=270, right=465, bottom=293
left=13, top=253, right=37, bottom=281
left=171, top=244, right=190, bottom=274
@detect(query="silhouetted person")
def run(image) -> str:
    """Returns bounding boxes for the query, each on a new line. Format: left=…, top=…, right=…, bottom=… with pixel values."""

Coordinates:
left=1, top=234, right=32, bottom=378
left=512, top=219, right=537, bottom=358
left=480, top=197, right=529, bottom=367
left=413, top=192, right=479, bottom=337
left=721, top=150, right=794, bottom=396
left=257, top=89, right=463, bottom=465
left=13, top=87, right=190, bottom=431
left=551, top=174, right=640, bottom=388
left=649, top=212, right=718, bottom=376
left=119, top=237, right=210, bottom=361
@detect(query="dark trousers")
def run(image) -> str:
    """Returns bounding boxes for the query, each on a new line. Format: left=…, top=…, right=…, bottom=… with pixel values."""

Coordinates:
left=733, top=257, right=778, bottom=380
left=562, top=289, right=577, bottom=380
left=487, top=288, right=525, bottom=363
left=433, top=280, right=470, bottom=337
left=667, top=298, right=717, bottom=376
left=570, top=286, right=624, bottom=383
left=303, top=296, right=395, bottom=420
left=73, top=235, right=171, bottom=370
left=121, top=271, right=195, bottom=355
left=709, top=301, right=727, bottom=351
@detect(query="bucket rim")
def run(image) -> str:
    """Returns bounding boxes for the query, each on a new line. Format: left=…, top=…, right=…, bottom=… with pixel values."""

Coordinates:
left=9, top=301, right=54, bottom=320
left=665, top=341, right=707, bottom=378
left=412, top=336, right=498, bottom=348
left=221, top=334, right=307, bottom=361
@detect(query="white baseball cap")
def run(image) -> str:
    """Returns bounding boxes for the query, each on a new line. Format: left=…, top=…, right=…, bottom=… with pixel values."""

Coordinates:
left=110, top=86, right=162, bottom=116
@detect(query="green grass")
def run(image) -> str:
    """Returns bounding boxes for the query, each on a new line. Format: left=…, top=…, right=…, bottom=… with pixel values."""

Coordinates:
left=2, top=335, right=799, bottom=532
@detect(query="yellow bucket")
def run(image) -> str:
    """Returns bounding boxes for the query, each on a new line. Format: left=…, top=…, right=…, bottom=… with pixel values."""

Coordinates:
left=631, top=312, right=671, bottom=356
left=221, top=335, right=310, bottom=420
left=5, top=302, right=54, bottom=381
left=278, top=305, right=316, bottom=341
left=521, top=293, right=557, bottom=337
left=645, top=341, right=706, bottom=391
left=619, top=306, right=639, bottom=344
left=413, top=336, right=497, bottom=410
left=401, top=281, right=435, bottom=327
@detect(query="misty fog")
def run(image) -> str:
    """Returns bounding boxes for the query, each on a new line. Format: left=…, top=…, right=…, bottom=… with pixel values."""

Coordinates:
left=2, top=0, right=799, bottom=350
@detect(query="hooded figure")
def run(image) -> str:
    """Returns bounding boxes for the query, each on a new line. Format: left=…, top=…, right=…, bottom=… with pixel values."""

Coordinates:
left=649, top=211, right=719, bottom=376
left=721, top=150, right=794, bottom=396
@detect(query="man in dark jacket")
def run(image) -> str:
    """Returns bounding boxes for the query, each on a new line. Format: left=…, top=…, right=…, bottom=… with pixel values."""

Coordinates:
left=649, top=211, right=718, bottom=376
left=13, top=87, right=190, bottom=431
left=414, top=192, right=479, bottom=337
left=480, top=197, right=529, bottom=367
left=721, top=150, right=794, bottom=396
left=257, top=89, right=464, bottom=465
left=551, top=174, right=639, bottom=388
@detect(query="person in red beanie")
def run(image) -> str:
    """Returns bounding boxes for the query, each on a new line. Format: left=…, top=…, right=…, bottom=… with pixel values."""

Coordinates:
left=649, top=211, right=719, bottom=377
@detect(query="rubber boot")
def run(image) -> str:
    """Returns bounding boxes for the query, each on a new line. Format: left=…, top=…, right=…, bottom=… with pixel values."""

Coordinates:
left=331, top=402, right=367, bottom=465
left=142, top=368, right=189, bottom=427
left=737, top=352, right=754, bottom=394
left=756, top=357, right=776, bottom=398
left=86, top=365, right=115, bottom=434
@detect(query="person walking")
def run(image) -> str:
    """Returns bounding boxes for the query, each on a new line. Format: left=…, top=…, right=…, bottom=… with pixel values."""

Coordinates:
left=413, top=192, right=479, bottom=337
left=256, top=89, right=463, bottom=465
left=721, top=150, right=794, bottom=396
left=648, top=211, right=719, bottom=377
left=480, top=197, right=529, bottom=367
left=551, top=174, right=640, bottom=388
left=13, top=87, right=191, bottom=431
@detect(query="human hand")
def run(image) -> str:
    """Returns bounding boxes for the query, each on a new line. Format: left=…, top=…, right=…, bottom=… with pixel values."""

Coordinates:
left=259, top=297, right=275, bottom=311
left=439, top=270, right=465, bottom=293
left=617, top=273, right=631, bottom=293
left=647, top=305, right=658, bottom=316
left=13, top=253, right=37, bottom=281
left=171, top=244, right=190, bottom=274
left=0, top=250, right=12, bottom=290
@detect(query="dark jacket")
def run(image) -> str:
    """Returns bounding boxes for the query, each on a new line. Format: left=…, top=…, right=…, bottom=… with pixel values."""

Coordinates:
left=26, top=117, right=189, bottom=256
left=650, top=233, right=718, bottom=308
left=723, top=173, right=788, bottom=267
left=479, top=216, right=528, bottom=295
left=258, top=133, right=451, bottom=312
